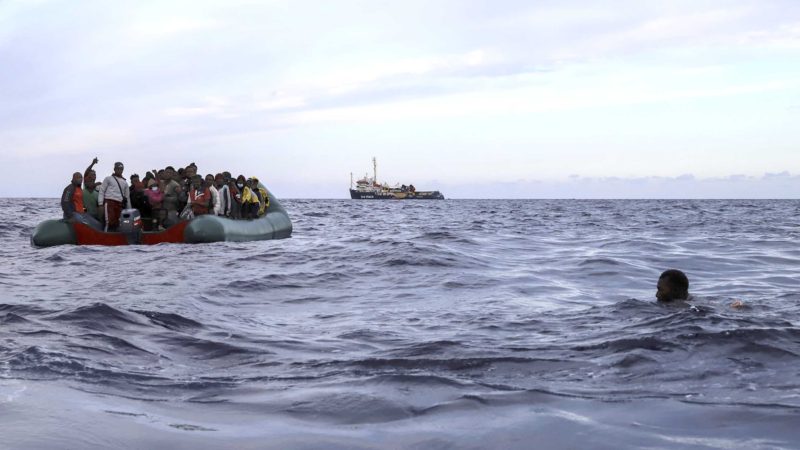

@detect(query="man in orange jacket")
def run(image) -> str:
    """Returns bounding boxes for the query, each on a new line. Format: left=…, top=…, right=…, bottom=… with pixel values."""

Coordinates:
left=61, top=172, right=85, bottom=220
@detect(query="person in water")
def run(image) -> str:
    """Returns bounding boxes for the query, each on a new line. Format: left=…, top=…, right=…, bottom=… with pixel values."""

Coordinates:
left=656, top=269, right=746, bottom=309
left=655, top=269, right=690, bottom=302
left=61, top=172, right=85, bottom=220
left=98, top=161, right=131, bottom=231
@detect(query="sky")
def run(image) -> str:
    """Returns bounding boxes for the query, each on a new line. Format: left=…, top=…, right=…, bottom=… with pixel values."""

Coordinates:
left=2, top=0, right=799, bottom=198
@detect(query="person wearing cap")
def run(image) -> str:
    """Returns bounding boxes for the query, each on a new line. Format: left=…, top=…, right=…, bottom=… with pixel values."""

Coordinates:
left=98, top=162, right=132, bottom=231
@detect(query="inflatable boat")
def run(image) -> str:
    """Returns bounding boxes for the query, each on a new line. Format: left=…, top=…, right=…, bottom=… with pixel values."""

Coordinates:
left=31, top=189, right=292, bottom=247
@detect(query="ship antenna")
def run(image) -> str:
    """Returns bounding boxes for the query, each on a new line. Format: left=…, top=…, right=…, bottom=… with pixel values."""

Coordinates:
left=372, top=157, right=377, bottom=184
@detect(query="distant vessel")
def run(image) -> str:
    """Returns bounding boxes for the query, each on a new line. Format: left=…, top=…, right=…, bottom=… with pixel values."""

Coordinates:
left=349, top=158, right=445, bottom=200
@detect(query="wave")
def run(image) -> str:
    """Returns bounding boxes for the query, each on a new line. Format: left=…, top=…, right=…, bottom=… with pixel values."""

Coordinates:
left=50, top=303, right=148, bottom=329
left=3, top=198, right=800, bottom=426
left=131, top=309, right=204, bottom=331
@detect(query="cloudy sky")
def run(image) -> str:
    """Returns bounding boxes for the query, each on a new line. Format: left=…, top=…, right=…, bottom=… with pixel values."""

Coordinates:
left=2, top=0, right=799, bottom=198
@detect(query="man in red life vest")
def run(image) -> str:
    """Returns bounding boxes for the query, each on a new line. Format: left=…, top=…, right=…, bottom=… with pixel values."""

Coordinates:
left=61, top=172, right=85, bottom=220
left=189, top=176, right=212, bottom=216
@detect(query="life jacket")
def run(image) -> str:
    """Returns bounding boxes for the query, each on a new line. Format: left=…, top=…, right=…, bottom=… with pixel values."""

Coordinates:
left=241, top=186, right=259, bottom=204
left=72, top=185, right=85, bottom=213
left=189, top=187, right=211, bottom=215
left=256, top=187, right=268, bottom=215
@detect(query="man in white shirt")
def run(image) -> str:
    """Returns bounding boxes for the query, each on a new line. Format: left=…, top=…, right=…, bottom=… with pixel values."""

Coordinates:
left=98, top=162, right=131, bottom=231
left=204, top=174, right=221, bottom=215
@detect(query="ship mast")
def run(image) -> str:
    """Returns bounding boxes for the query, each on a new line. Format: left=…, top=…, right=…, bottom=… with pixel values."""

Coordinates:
left=372, top=157, right=377, bottom=184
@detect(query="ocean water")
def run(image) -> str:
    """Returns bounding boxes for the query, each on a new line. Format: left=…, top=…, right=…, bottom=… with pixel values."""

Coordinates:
left=1, top=198, right=799, bottom=449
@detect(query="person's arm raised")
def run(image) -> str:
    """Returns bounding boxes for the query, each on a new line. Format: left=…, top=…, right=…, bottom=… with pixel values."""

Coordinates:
left=84, top=157, right=99, bottom=178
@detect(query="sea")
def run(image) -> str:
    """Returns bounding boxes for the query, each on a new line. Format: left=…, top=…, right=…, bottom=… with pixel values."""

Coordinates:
left=1, top=198, right=799, bottom=449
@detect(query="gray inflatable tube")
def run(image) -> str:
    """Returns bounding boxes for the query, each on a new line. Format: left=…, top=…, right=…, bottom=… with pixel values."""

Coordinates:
left=31, top=190, right=292, bottom=247
left=184, top=201, right=293, bottom=243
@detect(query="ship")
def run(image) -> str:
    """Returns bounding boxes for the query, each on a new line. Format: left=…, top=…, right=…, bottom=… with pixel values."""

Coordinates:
left=349, top=158, right=444, bottom=200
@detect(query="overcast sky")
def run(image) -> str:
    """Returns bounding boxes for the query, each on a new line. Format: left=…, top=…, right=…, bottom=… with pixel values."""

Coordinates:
left=2, top=0, right=799, bottom=198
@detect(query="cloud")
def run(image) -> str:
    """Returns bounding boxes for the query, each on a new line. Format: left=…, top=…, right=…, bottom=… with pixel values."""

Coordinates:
left=2, top=0, right=800, bottom=199
left=1, top=124, right=138, bottom=158
left=161, top=96, right=233, bottom=118
left=147, top=48, right=540, bottom=122
left=440, top=172, right=800, bottom=199
left=279, top=76, right=799, bottom=126
left=739, top=23, right=800, bottom=49
left=125, top=17, right=221, bottom=42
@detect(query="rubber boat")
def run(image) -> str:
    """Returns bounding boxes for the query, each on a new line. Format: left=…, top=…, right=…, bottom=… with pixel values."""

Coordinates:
left=31, top=188, right=292, bottom=247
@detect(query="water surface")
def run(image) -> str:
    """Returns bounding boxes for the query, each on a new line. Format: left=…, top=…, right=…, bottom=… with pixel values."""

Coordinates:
left=1, top=199, right=799, bottom=449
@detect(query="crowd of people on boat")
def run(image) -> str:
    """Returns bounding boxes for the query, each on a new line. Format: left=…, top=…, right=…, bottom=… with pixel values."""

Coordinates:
left=62, top=158, right=270, bottom=232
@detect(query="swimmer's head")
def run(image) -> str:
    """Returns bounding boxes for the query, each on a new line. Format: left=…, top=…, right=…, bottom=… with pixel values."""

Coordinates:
left=656, top=269, right=689, bottom=302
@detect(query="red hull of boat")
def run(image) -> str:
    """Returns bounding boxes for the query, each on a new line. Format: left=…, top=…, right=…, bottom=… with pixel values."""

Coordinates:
left=73, top=221, right=189, bottom=246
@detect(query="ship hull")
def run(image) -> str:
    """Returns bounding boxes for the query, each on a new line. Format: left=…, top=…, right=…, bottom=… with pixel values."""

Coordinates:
left=349, top=189, right=444, bottom=200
